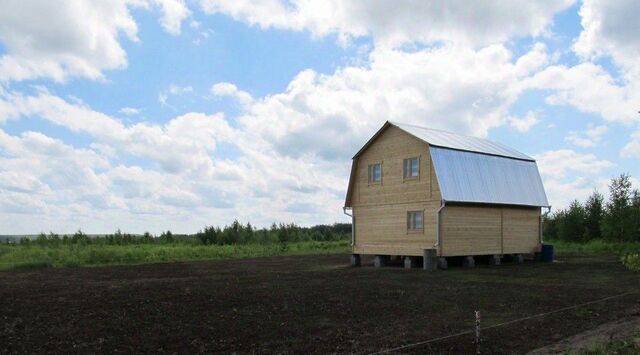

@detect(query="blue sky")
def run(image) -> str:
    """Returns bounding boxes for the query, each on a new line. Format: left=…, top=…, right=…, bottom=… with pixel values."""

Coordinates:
left=1, top=0, right=639, bottom=234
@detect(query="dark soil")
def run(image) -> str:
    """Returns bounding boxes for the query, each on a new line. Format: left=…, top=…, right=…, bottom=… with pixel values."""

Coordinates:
left=1, top=254, right=639, bottom=354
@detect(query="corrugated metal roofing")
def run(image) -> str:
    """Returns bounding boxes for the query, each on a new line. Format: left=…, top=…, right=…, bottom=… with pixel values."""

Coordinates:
left=430, top=147, right=549, bottom=207
left=390, top=121, right=534, bottom=161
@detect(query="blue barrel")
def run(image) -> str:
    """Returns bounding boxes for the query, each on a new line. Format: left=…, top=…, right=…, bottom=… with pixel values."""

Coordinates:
left=541, top=244, right=554, bottom=262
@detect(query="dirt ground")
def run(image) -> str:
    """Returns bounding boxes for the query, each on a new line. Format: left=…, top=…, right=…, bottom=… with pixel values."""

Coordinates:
left=2, top=254, right=639, bottom=354
left=528, top=316, right=640, bottom=354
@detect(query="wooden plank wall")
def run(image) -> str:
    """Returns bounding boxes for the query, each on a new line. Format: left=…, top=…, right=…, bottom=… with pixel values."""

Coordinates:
left=441, top=205, right=541, bottom=256
left=441, top=206, right=502, bottom=256
left=351, top=126, right=441, bottom=256
left=353, top=202, right=439, bottom=256
left=353, top=126, right=441, bottom=206
left=503, top=208, right=541, bottom=254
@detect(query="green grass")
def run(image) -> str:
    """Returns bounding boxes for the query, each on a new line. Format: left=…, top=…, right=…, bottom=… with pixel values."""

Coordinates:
left=570, top=332, right=640, bottom=355
left=0, top=241, right=350, bottom=271
left=548, top=239, right=640, bottom=256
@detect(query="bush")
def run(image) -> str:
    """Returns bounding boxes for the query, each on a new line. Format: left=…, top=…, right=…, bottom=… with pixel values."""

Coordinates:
left=621, top=253, right=640, bottom=272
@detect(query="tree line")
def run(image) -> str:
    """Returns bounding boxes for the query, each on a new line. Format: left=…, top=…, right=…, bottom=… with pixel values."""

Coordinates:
left=544, top=174, right=640, bottom=243
left=13, top=221, right=351, bottom=246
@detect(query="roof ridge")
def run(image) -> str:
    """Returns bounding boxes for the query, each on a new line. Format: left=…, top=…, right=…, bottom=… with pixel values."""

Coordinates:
left=389, top=120, right=501, bottom=144
left=388, top=121, right=533, bottom=161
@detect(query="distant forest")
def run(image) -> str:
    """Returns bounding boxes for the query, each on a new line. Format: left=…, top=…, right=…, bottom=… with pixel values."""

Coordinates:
left=6, top=222, right=352, bottom=246
left=544, top=173, right=640, bottom=243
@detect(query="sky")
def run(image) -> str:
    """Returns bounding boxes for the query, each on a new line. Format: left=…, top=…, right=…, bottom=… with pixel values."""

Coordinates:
left=1, top=0, right=640, bottom=234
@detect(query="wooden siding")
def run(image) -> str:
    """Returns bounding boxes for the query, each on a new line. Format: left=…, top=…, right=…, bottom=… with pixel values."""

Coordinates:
left=350, top=126, right=441, bottom=256
left=441, top=205, right=541, bottom=256
left=353, top=201, right=440, bottom=256
left=503, top=208, right=541, bottom=254
left=441, top=206, right=502, bottom=256
left=352, top=126, right=441, bottom=206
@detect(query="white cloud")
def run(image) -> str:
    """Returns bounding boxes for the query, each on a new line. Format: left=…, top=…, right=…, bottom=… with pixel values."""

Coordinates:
left=621, top=129, right=640, bottom=159
left=0, top=0, right=191, bottom=83
left=0, top=89, right=234, bottom=174
left=574, top=0, right=640, bottom=75
left=211, top=82, right=253, bottom=105
left=565, top=124, right=608, bottom=147
left=236, top=43, right=549, bottom=160
left=119, top=107, right=142, bottom=116
left=522, top=63, right=640, bottom=125
left=153, top=0, right=191, bottom=35
left=0, top=128, right=115, bottom=214
left=168, top=84, right=193, bottom=95
left=200, top=0, right=574, bottom=47
left=158, top=84, right=194, bottom=107
left=508, top=112, right=540, bottom=132
left=534, top=149, right=615, bottom=209
left=0, top=0, right=140, bottom=82
left=535, top=149, right=614, bottom=179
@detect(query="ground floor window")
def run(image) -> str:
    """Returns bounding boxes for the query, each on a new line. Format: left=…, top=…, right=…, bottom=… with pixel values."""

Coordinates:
left=407, top=211, right=423, bottom=231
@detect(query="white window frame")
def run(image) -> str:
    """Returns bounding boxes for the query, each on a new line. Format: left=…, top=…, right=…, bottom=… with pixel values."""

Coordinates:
left=368, top=162, right=382, bottom=184
left=403, top=157, right=420, bottom=180
left=407, top=210, right=424, bottom=232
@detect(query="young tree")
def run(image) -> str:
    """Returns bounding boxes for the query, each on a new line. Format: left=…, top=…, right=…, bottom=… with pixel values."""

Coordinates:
left=543, top=212, right=560, bottom=240
left=584, top=190, right=605, bottom=240
left=630, top=189, right=640, bottom=241
left=603, top=174, right=633, bottom=242
left=558, top=200, right=586, bottom=242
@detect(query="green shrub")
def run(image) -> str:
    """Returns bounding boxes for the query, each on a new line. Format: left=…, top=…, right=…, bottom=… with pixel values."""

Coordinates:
left=621, top=253, right=640, bottom=272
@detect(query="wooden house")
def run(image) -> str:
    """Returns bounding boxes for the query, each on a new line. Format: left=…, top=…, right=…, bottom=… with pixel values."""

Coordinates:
left=343, top=121, right=549, bottom=269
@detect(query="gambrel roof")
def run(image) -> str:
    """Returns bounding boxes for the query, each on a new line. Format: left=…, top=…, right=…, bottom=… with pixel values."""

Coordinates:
left=345, top=121, right=549, bottom=207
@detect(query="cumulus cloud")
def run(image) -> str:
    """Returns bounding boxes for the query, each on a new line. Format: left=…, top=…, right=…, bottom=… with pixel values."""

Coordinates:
left=522, top=63, right=639, bottom=125
left=237, top=43, right=550, bottom=160
left=565, top=124, right=608, bottom=147
left=0, top=128, right=115, bottom=216
left=621, top=129, right=640, bottom=159
left=0, top=89, right=234, bottom=173
left=119, top=107, right=142, bottom=116
left=574, top=0, right=640, bottom=74
left=0, top=0, right=190, bottom=83
left=200, top=0, right=574, bottom=46
left=508, top=112, right=540, bottom=132
left=211, top=82, right=253, bottom=105
left=0, top=0, right=139, bottom=82
left=152, top=0, right=191, bottom=35
left=534, top=149, right=615, bottom=209
left=158, top=84, right=194, bottom=107
left=0, top=88, right=349, bottom=232
left=535, top=149, right=614, bottom=179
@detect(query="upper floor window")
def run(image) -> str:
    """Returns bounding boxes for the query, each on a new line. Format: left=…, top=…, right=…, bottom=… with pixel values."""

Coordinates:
left=404, top=157, right=419, bottom=179
left=368, top=163, right=382, bottom=183
left=407, top=211, right=423, bottom=231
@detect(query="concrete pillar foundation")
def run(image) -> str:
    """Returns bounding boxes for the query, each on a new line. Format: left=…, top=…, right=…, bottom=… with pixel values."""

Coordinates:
left=350, top=254, right=361, bottom=267
left=373, top=255, right=387, bottom=268
left=438, top=257, right=448, bottom=270
left=514, top=254, right=524, bottom=264
left=423, top=249, right=437, bottom=271
left=404, top=256, right=417, bottom=269
left=489, top=254, right=501, bottom=266
left=463, top=256, right=475, bottom=268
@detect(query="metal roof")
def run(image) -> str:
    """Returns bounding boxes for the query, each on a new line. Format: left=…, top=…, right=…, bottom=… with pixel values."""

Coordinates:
left=390, top=121, right=534, bottom=161
left=430, top=147, right=549, bottom=207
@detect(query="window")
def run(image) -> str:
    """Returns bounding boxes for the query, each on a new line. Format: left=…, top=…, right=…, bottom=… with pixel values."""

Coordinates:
left=368, top=163, right=382, bottom=183
left=407, top=211, right=423, bottom=231
left=403, top=157, right=419, bottom=179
